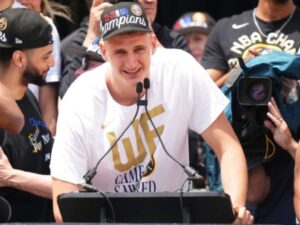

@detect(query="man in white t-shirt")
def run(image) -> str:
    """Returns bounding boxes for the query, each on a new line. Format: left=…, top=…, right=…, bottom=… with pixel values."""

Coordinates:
left=50, top=2, right=253, bottom=224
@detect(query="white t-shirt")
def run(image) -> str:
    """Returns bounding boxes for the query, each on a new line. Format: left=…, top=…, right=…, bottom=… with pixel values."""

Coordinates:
left=11, top=0, right=24, bottom=8
left=50, top=48, right=229, bottom=192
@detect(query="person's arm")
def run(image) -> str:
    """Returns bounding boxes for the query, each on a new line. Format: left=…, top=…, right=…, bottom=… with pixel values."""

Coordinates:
left=206, top=50, right=260, bottom=88
left=201, top=112, right=253, bottom=224
left=206, top=68, right=227, bottom=87
left=82, top=0, right=112, bottom=48
left=0, top=83, right=24, bottom=133
left=0, top=147, right=51, bottom=199
left=52, top=177, right=80, bottom=223
left=39, top=83, right=58, bottom=136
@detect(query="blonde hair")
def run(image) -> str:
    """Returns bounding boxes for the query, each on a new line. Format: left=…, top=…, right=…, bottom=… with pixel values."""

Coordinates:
left=41, top=0, right=73, bottom=23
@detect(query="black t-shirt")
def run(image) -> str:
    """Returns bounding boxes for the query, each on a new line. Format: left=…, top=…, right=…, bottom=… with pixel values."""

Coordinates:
left=201, top=8, right=300, bottom=225
left=0, top=90, right=54, bottom=222
left=202, top=8, right=300, bottom=71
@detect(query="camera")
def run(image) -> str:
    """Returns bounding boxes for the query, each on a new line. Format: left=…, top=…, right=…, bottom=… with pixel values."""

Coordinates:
left=237, top=77, right=272, bottom=106
left=107, top=0, right=138, bottom=4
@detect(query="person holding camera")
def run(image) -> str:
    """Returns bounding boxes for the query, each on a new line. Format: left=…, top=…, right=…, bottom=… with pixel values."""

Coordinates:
left=50, top=2, right=253, bottom=224
left=264, top=97, right=300, bottom=222
left=201, top=0, right=300, bottom=224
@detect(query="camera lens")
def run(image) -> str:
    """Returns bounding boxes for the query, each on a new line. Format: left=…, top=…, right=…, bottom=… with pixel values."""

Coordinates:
left=247, top=81, right=268, bottom=102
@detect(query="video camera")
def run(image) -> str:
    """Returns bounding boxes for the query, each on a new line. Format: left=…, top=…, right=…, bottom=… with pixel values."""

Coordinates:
left=237, top=77, right=272, bottom=106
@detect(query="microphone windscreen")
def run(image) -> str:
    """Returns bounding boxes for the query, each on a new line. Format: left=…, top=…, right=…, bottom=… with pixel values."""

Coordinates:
left=136, top=82, right=143, bottom=94
left=143, top=78, right=150, bottom=89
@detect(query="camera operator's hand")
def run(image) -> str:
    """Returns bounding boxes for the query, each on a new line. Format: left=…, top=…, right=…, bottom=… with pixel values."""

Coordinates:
left=83, top=0, right=113, bottom=48
left=264, top=97, right=298, bottom=159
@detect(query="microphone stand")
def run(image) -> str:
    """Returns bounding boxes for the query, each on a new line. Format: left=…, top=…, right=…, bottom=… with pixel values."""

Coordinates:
left=79, top=82, right=144, bottom=192
left=141, top=78, right=206, bottom=189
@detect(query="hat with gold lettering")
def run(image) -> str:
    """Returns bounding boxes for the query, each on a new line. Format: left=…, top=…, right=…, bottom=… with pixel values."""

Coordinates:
left=0, top=8, right=53, bottom=49
left=100, top=2, right=152, bottom=40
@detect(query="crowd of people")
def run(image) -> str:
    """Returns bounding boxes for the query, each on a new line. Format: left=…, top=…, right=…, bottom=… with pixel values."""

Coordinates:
left=0, top=0, right=299, bottom=224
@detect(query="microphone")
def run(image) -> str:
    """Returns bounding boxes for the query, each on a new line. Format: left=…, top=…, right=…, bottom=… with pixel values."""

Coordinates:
left=80, top=82, right=144, bottom=191
left=141, top=78, right=205, bottom=188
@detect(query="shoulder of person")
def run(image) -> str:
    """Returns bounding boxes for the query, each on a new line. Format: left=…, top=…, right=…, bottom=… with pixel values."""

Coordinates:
left=152, top=23, right=188, bottom=51
left=67, top=62, right=108, bottom=90
left=154, top=47, right=191, bottom=58
left=215, top=9, right=253, bottom=27
left=152, top=48, right=198, bottom=69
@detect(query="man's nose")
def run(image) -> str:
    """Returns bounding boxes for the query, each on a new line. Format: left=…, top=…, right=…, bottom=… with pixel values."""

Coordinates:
left=48, top=55, right=55, bottom=68
left=125, top=54, right=138, bottom=69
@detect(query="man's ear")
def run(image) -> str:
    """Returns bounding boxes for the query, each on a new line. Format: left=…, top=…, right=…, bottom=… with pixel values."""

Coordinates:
left=12, top=50, right=26, bottom=69
left=151, top=33, right=158, bottom=55
left=99, top=40, right=108, bottom=61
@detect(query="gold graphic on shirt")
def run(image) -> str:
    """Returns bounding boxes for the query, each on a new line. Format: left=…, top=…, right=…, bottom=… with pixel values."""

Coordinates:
left=229, top=43, right=284, bottom=69
left=101, top=119, right=115, bottom=129
left=110, top=120, right=147, bottom=171
left=109, top=104, right=165, bottom=172
left=140, top=104, right=164, bottom=156
left=0, top=18, right=7, bottom=31
left=142, top=155, right=156, bottom=177
left=28, top=126, right=43, bottom=153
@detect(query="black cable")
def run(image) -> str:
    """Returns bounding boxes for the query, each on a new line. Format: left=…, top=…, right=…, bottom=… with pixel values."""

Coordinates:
left=82, top=81, right=144, bottom=187
left=143, top=78, right=186, bottom=169
left=98, top=190, right=116, bottom=222
left=179, top=178, right=190, bottom=223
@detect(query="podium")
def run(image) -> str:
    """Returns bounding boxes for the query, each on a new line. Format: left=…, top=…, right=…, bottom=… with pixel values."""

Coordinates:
left=58, top=191, right=234, bottom=223
left=0, top=196, right=11, bottom=222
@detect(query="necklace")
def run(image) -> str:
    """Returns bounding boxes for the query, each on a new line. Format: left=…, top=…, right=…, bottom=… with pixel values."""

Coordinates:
left=252, top=7, right=296, bottom=38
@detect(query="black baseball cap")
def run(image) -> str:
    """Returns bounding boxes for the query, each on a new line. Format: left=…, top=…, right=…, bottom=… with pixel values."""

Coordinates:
left=173, top=12, right=216, bottom=35
left=100, top=2, right=152, bottom=40
left=0, top=8, right=53, bottom=49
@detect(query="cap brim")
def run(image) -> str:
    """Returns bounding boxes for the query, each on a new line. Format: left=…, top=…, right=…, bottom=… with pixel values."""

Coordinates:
left=177, top=27, right=211, bottom=35
left=102, top=27, right=152, bottom=40
left=0, top=42, right=14, bottom=48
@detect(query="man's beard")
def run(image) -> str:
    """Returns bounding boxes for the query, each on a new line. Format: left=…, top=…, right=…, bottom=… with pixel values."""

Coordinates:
left=23, top=66, right=46, bottom=86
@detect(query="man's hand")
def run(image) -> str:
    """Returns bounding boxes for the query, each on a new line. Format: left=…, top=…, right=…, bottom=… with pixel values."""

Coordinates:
left=0, top=147, right=13, bottom=187
left=233, top=206, right=254, bottom=224
left=264, top=97, right=298, bottom=158
left=83, top=0, right=113, bottom=47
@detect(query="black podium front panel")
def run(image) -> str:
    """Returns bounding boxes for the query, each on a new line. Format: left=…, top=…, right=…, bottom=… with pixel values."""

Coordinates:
left=58, top=191, right=234, bottom=223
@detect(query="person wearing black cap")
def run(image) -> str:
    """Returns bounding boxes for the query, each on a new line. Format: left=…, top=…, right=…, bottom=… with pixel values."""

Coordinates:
left=0, top=0, right=62, bottom=137
left=59, top=0, right=189, bottom=99
left=0, top=8, right=55, bottom=222
left=51, top=2, right=253, bottom=224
